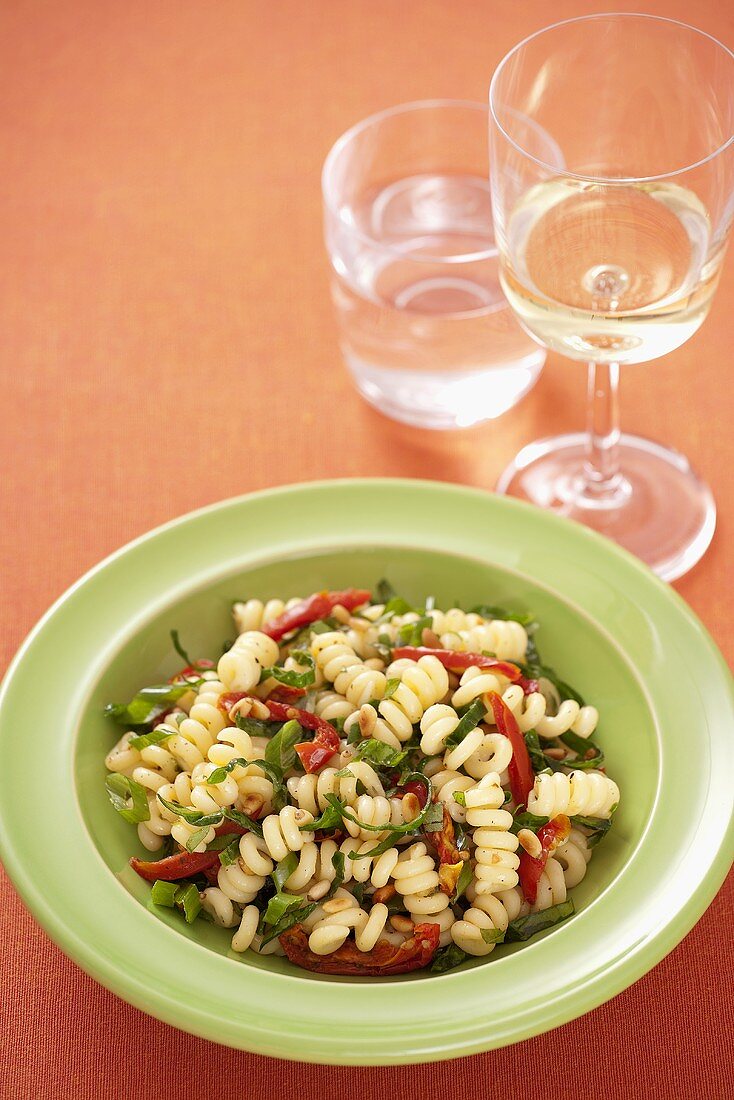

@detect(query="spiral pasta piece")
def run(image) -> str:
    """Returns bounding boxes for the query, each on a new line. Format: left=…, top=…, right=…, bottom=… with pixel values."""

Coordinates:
left=217, top=631, right=280, bottom=693
left=311, top=633, right=387, bottom=707
left=465, top=772, right=520, bottom=895
left=450, top=898, right=510, bottom=957
left=428, top=767, right=475, bottom=823
left=260, top=806, right=315, bottom=861
left=231, top=904, right=260, bottom=953
left=377, top=656, right=449, bottom=742
left=314, top=690, right=355, bottom=724
left=462, top=732, right=513, bottom=780
left=200, top=887, right=240, bottom=928
left=419, top=704, right=460, bottom=755
left=217, top=856, right=266, bottom=905
left=502, top=684, right=599, bottom=740
left=232, top=597, right=302, bottom=634
left=430, top=609, right=528, bottom=661
left=466, top=881, right=529, bottom=924
left=527, top=770, right=619, bottom=819
left=342, top=793, right=406, bottom=840
left=105, top=732, right=142, bottom=777
left=343, top=706, right=403, bottom=751
left=390, top=842, right=449, bottom=917
left=451, top=665, right=505, bottom=715
left=286, top=762, right=386, bottom=817
left=553, top=827, right=593, bottom=889
left=533, top=856, right=568, bottom=912
left=308, top=905, right=370, bottom=955
left=343, top=840, right=400, bottom=887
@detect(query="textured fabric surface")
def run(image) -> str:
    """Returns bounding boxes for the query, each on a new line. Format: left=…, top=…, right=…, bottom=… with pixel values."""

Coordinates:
left=1, top=1, right=732, bottom=1096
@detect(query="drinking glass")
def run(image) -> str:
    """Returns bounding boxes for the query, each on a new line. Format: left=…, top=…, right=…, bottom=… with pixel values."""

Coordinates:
left=489, top=14, right=734, bottom=580
left=322, top=100, right=548, bottom=429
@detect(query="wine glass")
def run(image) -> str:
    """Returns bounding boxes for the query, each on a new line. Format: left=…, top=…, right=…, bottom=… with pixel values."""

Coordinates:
left=489, top=14, right=734, bottom=580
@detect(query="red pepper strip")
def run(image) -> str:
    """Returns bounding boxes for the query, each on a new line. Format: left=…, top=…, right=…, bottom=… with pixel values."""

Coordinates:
left=427, top=805, right=462, bottom=867
left=260, top=588, right=372, bottom=641
left=279, top=922, right=441, bottom=975
left=170, top=659, right=215, bottom=683
left=423, top=805, right=466, bottom=895
left=214, top=821, right=250, bottom=837
left=392, top=647, right=521, bottom=682
left=129, top=817, right=252, bottom=882
left=520, top=676, right=539, bottom=695
left=130, top=850, right=219, bottom=882
left=217, top=694, right=341, bottom=774
left=294, top=740, right=339, bottom=773
left=218, top=694, right=337, bottom=737
left=489, top=692, right=535, bottom=810
left=203, top=864, right=220, bottom=886
left=267, top=684, right=307, bottom=702
left=518, top=815, right=571, bottom=905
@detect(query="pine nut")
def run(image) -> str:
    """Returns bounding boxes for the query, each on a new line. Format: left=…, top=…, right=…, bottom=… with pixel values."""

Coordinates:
left=389, top=915, right=414, bottom=933
left=401, top=793, right=421, bottom=821
left=358, top=704, right=377, bottom=737
left=307, top=880, right=331, bottom=901
left=348, top=616, right=370, bottom=633
left=517, top=828, right=543, bottom=859
left=249, top=699, right=270, bottom=720
left=421, top=628, right=441, bottom=648
left=373, top=884, right=397, bottom=904
left=331, top=604, right=350, bottom=624
left=544, top=747, right=567, bottom=760
left=241, top=795, right=263, bottom=818
left=322, top=897, right=353, bottom=914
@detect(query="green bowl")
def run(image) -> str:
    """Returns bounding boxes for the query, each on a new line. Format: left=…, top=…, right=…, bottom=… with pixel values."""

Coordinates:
left=0, top=479, right=732, bottom=1063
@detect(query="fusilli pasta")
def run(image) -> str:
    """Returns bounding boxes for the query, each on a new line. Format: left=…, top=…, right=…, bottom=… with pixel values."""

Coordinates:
left=103, top=582, right=621, bottom=975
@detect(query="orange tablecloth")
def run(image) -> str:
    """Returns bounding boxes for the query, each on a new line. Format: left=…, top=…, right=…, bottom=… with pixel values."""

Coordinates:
left=1, top=1, right=732, bottom=1096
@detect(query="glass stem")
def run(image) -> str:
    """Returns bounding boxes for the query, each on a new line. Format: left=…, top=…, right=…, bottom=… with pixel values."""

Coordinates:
left=582, top=361, right=625, bottom=500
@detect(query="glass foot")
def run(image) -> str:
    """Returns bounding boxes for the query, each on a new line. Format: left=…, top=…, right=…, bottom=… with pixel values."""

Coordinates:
left=496, top=432, right=716, bottom=581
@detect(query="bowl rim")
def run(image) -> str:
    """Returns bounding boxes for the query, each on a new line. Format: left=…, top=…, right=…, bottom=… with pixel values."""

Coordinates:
left=1, top=477, right=732, bottom=1063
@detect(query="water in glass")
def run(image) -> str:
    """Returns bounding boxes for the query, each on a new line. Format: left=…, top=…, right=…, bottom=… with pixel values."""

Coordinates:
left=328, top=171, right=545, bottom=429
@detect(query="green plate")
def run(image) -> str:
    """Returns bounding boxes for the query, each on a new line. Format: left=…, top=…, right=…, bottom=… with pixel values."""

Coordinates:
left=0, top=479, right=732, bottom=1063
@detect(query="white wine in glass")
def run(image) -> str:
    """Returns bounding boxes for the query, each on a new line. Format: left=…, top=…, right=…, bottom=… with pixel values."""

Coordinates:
left=490, top=15, right=734, bottom=580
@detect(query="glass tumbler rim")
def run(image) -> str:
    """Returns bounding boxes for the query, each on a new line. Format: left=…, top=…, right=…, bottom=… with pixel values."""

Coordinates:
left=489, top=11, right=734, bottom=186
left=321, top=98, right=499, bottom=265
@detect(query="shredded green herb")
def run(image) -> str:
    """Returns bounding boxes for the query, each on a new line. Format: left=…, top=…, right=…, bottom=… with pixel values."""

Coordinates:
left=184, top=826, right=212, bottom=852
left=481, top=926, right=505, bottom=945
left=430, top=943, right=468, bottom=973
left=506, top=899, right=575, bottom=941
left=352, top=738, right=408, bottom=770
left=445, top=699, right=486, bottom=749
left=571, top=813, right=615, bottom=848
left=470, top=604, right=537, bottom=628
left=105, top=774, right=150, bottom=824
left=264, top=720, right=303, bottom=774
left=104, top=683, right=195, bottom=727
left=128, top=727, right=175, bottom=751
left=260, top=651, right=316, bottom=689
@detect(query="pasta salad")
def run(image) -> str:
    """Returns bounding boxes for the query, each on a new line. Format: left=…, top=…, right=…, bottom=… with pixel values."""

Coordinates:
left=104, top=582, right=620, bottom=975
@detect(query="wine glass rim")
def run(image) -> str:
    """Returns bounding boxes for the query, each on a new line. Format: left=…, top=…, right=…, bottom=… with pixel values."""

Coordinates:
left=489, top=12, right=734, bottom=185
left=322, top=98, right=499, bottom=264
